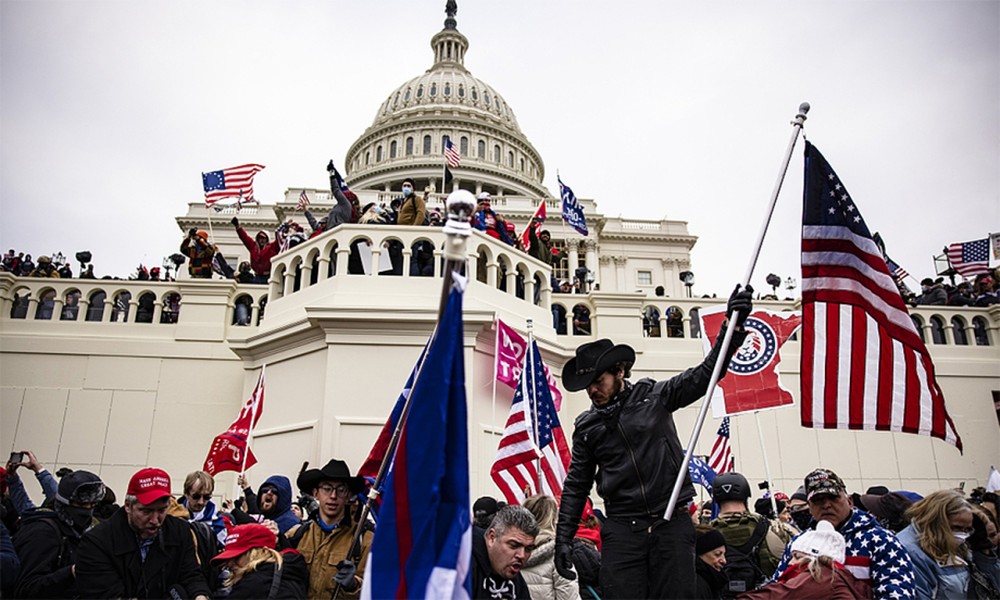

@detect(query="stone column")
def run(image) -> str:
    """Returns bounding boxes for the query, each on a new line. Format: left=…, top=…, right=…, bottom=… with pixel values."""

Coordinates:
left=566, top=239, right=580, bottom=280
left=614, top=256, right=628, bottom=292
left=584, top=239, right=598, bottom=288
left=282, top=269, right=296, bottom=296
left=317, top=256, right=331, bottom=281
left=301, top=262, right=314, bottom=288
left=336, top=248, right=351, bottom=278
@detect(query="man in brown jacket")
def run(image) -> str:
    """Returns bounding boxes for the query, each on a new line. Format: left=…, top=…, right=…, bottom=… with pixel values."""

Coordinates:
left=287, top=459, right=372, bottom=598
left=396, top=177, right=428, bottom=227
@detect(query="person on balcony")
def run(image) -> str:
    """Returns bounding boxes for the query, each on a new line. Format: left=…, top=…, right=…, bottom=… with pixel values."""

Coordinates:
left=180, top=229, right=217, bottom=279
left=28, top=255, right=60, bottom=278
left=472, top=192, right=514, bottom=245
left=231, top=217, right=279, bottom=284
left=304, top=161, right=356, bottom=238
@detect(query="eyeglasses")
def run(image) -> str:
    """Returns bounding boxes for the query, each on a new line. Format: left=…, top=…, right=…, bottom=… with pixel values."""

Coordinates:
left=317, top=484, right=351, bottom=498
left=188, top=493, right=212, bottom=501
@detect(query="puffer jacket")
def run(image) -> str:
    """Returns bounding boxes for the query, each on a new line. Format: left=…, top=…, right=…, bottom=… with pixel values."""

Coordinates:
left=521, top=536, right=581, bottom=600
left=557, top=327, right=745, bottom=547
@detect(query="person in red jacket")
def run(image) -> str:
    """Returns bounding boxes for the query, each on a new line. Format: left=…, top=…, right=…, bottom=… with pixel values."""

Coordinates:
left=231, top=217, right=280, bottom=284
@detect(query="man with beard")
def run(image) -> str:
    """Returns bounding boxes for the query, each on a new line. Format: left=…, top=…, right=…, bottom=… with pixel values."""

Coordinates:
left=75, top=468, right=210, bottom=599
left=12, top=471, right=105, bottom=598
left=471, top=504, right=538, bottom=599
left=286, top=459, right=371, bottom=598
left=254, top=475, right=300, bottom=535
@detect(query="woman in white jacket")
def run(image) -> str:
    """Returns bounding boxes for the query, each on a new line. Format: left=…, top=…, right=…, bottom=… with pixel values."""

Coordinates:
left=522, top=494, right=581, bottom=600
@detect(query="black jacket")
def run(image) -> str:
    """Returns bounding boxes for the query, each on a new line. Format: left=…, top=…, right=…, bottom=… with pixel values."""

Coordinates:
left=471, top=527, right=532, bottom=599
left=695, top=559, right=728, bottom=600
left=557, top=327, right=745, bottom=544
left=75, top=508, right=211, bottom=599
left=226, top=551, right=308, bottom=599
left=12, top=508, right=85, bottom=599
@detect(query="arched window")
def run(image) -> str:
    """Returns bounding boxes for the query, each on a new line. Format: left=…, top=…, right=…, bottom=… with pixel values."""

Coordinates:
left=929, top=315, right=946, bottom=345
left=643, top=306, right=661, bottom=337
left=689, top=308, right=702, bottom=339
left=951, top=316, right=969, bottom=345
left=477, top=140, right=486, bottom=159
left=911, top=315, right=925, bottom=343
left=112, top=291, right=131, bottom=323
left=572, top=303, right=591, bottom=335
left=471, top=87, right=478, bottom=101
left=444, top=82, right=451, bottom=96
left=136, top=292, right=155, bottom=323
left=161, top=293, right=181, bottom=324
left=973, top=316, right=991, bottom=345
left=390, top=140, right=397, bottom=159
left=483, top=91, right=490, bottom=105
left=405, top=137, right=414, bottom=156
left=460, top=136, right=469, bottom=156
left=520, top=158, right=525, bottom=172
left=416, top=85, right=424, bottom=98
left=61, top=289, right=81, bottom=321
left=423, top=135, right=432, bottom=154
left=507, top=151, right=514, bottom=168
left=365, top=151, right=370, bottom=165
left=430, top=83, right=437, bottom=97
left=34, top=289, right=56, bottom=320
left=458, top=85, right=465, bottom=98
left=404, top=88, right=411, bottom=101
left=442, top=135, right=450, bottom=152
left=666, top=306, right=684, bottom=338
left=376, top=145, right=383, bottom=161
left=552, top=304, right=567, bottom=335
left=493, top=145, right=501, bottom=163
left=233, top=294, right=253, bottom=326
left=86, top=290, right=106, bottom=322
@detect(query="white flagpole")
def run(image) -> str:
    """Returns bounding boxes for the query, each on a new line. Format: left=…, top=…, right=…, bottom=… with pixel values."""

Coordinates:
left=239, top=365, right=264, bottom=478
left=753, top=411, right=780, bottom=519
left=664, top=102, right=809, bottom=521
left=527, top=318, right=541, bottom=494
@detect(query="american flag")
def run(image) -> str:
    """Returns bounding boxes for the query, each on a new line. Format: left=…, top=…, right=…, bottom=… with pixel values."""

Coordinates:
left=296, top=189, right=310, bottom=211
left=708, top=417, right=733, bottom=474
left=491, top=339, right=571, bottom=504
left=801, top=142, right=961, bottom=450
left=444, top=138, right=461, bottom=168
left=202, top=164, right=265, bottom=206
left=946, top=238, right=990, bottom=278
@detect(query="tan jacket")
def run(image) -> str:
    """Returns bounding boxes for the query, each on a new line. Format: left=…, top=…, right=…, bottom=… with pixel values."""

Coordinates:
left=294, top=519, right=373, bottom=599
left=397, top=193, right=427, bottom=226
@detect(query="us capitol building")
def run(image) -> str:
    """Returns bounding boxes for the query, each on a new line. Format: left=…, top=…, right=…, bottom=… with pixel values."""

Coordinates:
left=1, top=7, right=997, bottom=504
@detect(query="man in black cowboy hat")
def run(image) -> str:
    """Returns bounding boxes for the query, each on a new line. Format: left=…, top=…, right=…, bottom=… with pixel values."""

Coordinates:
left=286, top=459, right=371, bottom=599
left=553, top=286, right=753, bottom=599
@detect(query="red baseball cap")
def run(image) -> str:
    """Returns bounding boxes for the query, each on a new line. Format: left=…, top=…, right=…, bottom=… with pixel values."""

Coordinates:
left=127, top=468, right=172, bottom=505
left=212, top=524, right=277, bottom=563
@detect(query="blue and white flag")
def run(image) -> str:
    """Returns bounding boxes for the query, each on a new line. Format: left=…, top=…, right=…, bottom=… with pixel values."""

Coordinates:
left=559, top=176, right=588, bottom=236
left=362, top=285, right=471, bottom=600
left=689, top=455, right=717, bottom=491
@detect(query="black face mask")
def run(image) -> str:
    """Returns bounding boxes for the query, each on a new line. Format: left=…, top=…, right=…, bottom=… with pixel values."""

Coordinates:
left=790, top=508, right=812, bottom=531
left=58, top=504, right=95, bottom=533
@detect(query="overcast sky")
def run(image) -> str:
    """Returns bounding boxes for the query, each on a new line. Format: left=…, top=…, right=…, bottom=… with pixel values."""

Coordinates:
left=2, top=0, right=997, bottom=296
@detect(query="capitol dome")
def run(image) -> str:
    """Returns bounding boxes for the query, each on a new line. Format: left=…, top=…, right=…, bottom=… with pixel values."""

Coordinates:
left=344, top=11, right=549, bottom=199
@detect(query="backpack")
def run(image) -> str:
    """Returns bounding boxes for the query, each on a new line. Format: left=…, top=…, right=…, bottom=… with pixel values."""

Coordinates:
left=719, top=517, right=769, bottom=598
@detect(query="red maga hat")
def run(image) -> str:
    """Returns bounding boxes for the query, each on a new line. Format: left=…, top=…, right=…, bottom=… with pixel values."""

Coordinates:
left=212, top=524, right=277, bottom=563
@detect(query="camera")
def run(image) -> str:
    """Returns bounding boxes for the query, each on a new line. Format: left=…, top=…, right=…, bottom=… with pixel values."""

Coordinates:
left=757, top=480, right=770, bottom=491
left=9, top=451, right=24, bottom=465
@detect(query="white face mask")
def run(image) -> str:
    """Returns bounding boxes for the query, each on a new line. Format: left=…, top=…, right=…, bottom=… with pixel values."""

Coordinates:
left=954, top=531, right=971, bottom=544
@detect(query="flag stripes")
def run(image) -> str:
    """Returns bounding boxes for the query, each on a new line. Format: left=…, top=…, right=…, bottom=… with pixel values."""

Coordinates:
left=202, top=163, right=265, bottom=206
left=946, top=239, right=989, bottom=278
left=444, top=139, right=461, bottom=168
left=708, top=417, right=732, bottom=474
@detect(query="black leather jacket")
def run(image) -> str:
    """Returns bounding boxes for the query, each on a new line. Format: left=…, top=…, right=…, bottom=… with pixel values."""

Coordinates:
left=556, top=326, right=745, bottom=545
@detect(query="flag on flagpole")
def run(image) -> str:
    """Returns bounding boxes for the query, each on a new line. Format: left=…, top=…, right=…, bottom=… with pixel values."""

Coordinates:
left=698, top=306, right=802, bottom=417
left=689, top=455, right=718, bottom=491
left=559, top=176, right=588, bottom=236
left=361, top=286, right=471, bottom=600
left=494, top=319, right=563, bottom=410
left=708, top=417, right=733, bottom=474
left=295, top=190, right=310, bottom=211
left=444, top=165, right=454, bottom=188
left=801, top=142, right=962, bottom=450
left=520, top=201, right=547, bottom=249
left=204, top=367, right=265, bottom=475
left=946, top=238, right=990, bottom=278
left=872, top=232, right=911, bottom=283
left=202, top=164, right=265, bottom=206
left=444, top=139, right=461, bottom=168
left=490, top=339, right=571, bottom=505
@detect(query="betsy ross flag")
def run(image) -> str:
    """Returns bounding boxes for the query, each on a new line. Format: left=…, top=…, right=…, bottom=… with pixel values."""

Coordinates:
left=296, top=190, right=310, bottom=211
left=801, top=142, right=961, bottom=450
left=946, top=238, right=990, bottom=278
left=491, top=339, right=571, bottom=505
left=361, top=285, right=471, bottom=600
left=204, top=367, right=265, bottom=475
left=444, top=139, right=461, bottom=168
left=202, top=164, right=265, bottom=206
left=520, top=201, right=547, bottom=249
left=559, top=176, right=588, bottom=236
left=708, top=417, right=733, bottom=474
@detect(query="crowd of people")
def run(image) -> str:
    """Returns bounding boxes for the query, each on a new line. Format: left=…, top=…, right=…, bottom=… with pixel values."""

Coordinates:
left=910, top=272, right=1000, bottom=308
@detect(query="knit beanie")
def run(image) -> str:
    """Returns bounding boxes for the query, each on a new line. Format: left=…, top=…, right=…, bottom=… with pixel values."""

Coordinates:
left=695, top=528, right=727, bottom=555
left=790, top=520, right=846, bottom=564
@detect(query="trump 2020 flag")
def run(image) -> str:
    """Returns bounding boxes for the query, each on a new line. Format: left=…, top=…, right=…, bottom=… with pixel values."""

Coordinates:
left=495, top=319, right=563, bottom=410
left=699, top=306, right=801, bottom=417
left=688, top=455, right=717, bottom=491
left=362, top=286, right=471, bottom=600
left=204, top=366, right=265, bottom=475
left=559, top=176, right=588, bottom=236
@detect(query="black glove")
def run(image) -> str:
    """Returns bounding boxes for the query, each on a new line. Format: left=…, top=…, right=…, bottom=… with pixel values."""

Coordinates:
left=327, top=159, right=338, bottom=176
left=726, top=284, right=754, bottom=328
left=230, top=217, right=239, bottom=227
left=334, top=559, right=358, bottom=592
left=554, top=542, right=576, bottom=581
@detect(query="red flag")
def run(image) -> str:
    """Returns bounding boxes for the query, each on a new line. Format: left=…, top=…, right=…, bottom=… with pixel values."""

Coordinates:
left=520, top=201, right=547, bottom=249
left=495, top=319, right=563, bottom=410
left=699, top=306, right=801, bottom=417
left=204, top=367, right=265, bottom=475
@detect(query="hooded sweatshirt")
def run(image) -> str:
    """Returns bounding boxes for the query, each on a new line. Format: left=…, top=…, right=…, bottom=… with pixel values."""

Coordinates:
left=257, top=475, right=300, bottom=535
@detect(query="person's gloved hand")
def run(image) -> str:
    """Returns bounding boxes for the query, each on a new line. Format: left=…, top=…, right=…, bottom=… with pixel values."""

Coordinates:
left=554, top=542, right=576, bottom=581
left=726, top=284, right=754, bottom=328
left=230, top=217, right=239, bottom=227
left=334, top=560, right=358, bottom=592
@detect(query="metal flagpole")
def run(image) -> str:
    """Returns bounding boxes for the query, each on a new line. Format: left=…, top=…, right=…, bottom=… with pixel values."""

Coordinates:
left=527, top=318, right=541, bottom=493
left=664, top=102, right=809, bottom=521
left=753, top=411, right=780, bottom=519
left=333, top=190, right=474, bottom=600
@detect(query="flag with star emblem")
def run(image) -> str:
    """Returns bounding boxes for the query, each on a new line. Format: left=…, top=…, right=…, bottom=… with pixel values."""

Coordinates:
left=708, top=417, right=733, bottom=474
left=800, top=142, right=961, bottom=450
left=444, top=138, right=461, bottom=168
left=201, top=163, right=265, bottom=206
left=491, top=339, right=571, bottom=505
left=946, top=238, right=990, bottom=278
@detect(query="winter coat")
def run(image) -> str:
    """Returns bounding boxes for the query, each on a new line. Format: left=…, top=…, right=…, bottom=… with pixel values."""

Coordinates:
left=236, top=227, right=281, bottom=277
left=570, top=537, right=602, bottom=600
left=226, top=551, right=308, bottom=599
left=897, top=524, right=970, bottom=599
left=472, top=209, right=514, bottom=244
left=179, top=497, right=228, bottom=546
left=740, top=561, right=870, bottom=600
left=772, top=508, right=915, bottom=600
left=0, top=522, right=19, bottom=598
left=180, top=236, right=216, bottom=278
left=711, top=511, right=797, bottom=582
left=471, top=527, right=532, bottom=599
left=256, top=475, right=300, bottom=535
left=12, top=508, right=87, bottom=598
left=287, top=517, right=372, bottom=599
left=397, top=193, right=427, bottom=226
left=695, top=558, right=729, bottom=600
left=522, top=536, right=581, bottom=600
left=557, top=327, right=745, bottom=549
left=973, top=549, right=1000, bottom=593
left=75, top=508, right=211, bottom=599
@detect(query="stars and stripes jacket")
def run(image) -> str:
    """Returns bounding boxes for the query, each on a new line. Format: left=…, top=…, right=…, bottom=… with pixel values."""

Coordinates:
left=771, top=508, right=916, bottom=600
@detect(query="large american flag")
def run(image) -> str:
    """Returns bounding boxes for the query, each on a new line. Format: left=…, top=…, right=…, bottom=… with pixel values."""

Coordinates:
left=202, top=164, right=265, bottom=206
left=946, top=238, right=990, bottom=278
left=295, top=189, right=310, bottom=211
left=800, top=142, right=961, bottom=450
left=444, top=138, right=461, bottom=168
left=491, top=339, right=571, bottom=504
left=708, top=417, right=733, bottom=474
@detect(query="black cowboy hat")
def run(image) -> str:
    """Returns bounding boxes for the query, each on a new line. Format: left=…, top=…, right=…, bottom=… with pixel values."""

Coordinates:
left=561, top=339, right=635, bottom=392
left=296, top=459, right=364, bottom=496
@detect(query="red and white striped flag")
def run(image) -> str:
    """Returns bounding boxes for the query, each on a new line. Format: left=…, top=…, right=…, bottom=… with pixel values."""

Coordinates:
left=296, top=189, right=310, bottom=211
left=708, top=417, right=733, bottom=474
left=202, top=164, right=265, bottom=207
left=946, top=238, right=989, bottom=278
left=491, top=339, right=571, bottom=504
left=800, top=142, right=961, bottom=450
left=444, top=138, right=461, bottom=168
left=520, top=201, right=547, bottom=249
